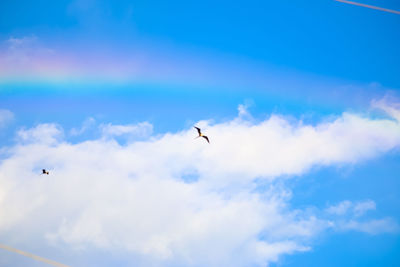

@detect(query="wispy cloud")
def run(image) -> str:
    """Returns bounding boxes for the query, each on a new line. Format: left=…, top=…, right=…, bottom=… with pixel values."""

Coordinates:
left=326, top=200, right=376, bottom=217
left=0, top=100, right=399, bottom=266
left=0, top=35, right=62, bottom=80
left=372, top=95, right=400, bottom=121
left=0, top=109, right=14, bottom=128
left=70, top=117, right=96, bottom=136
left=338, top=218, right=400, bottom=235
left=324, top=199, right=397, bottom=234
left=353, top=200, right=376, bottom=217
left=326, top=200, right=353, bottom=216
left=6, top=35, right=38, bottom=50
left=100, top=122, right=153, bottom=140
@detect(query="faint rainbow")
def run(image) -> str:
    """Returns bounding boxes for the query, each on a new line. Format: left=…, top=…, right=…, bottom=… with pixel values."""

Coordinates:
left=0, top=243, right=70, bottom=267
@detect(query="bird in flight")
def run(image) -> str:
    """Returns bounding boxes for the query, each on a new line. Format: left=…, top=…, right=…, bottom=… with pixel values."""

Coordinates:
left=194, top=126, right=210, bottom=143
left=42, top=169, right=49, bottom=175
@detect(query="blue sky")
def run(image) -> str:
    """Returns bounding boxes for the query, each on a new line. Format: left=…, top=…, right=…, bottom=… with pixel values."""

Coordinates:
left=0, top=1, right=400, bottom=266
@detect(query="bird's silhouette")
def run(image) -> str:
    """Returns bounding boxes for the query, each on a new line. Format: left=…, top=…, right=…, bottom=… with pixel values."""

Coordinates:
left=194, top=126, right=210, bottom=143
left=42, top=169, right=49, bottom=175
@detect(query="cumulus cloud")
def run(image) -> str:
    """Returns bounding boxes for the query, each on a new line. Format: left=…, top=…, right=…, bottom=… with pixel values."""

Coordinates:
left=0, top=101, right=400, bottom=266
left=0, top=109, right=14, bottom=128
left=16, top=123, right=63, bottom=145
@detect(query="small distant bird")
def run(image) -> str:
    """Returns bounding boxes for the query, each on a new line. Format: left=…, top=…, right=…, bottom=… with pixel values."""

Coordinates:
left=194, top=126, right=210, bottom=143
left=42, top=169, right=49, bottom=175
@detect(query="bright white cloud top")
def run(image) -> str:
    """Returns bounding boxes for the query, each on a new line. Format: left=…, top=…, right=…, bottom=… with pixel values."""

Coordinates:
left=0, top=100, right=399, bottom=266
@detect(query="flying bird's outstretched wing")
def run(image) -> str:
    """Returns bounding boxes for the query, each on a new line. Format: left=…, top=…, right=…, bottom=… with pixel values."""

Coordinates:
left=42, top=169, right=46, bottom=174
left=202, top=135, right=210, bottom=143
left=194, top=126, right=201, bottom=135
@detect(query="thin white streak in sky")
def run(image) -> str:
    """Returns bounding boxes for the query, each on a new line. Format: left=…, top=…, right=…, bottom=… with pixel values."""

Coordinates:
left=0, top=243, right=70, bottom=267
left=335, top=0, right=400, bottom=15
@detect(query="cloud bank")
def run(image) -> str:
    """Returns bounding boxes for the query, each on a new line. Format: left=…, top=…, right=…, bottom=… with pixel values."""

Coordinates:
left=0, top=101, right=399, bottom=266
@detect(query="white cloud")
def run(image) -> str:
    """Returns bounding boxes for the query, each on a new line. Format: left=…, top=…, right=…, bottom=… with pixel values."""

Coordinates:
left=339, top=218, right=400, bottom=235
left=372, top=95, right=400, bottom=122
left=70, top=117, right=96, bottom=136
left=16, top=123, right=63, bottom=145
left=326, top=200, right=376, bottom=217
left=353, top=200, right=376, bottom=217
left=324, top=200, right=395, bottom=235
left=0, top=35, right=56, bottom=78
left=100, top=122, right=152, bottom=138
left=237, top=99, right=254, bottom=120
left=0, top=109, right=14, bottom=128
left=326, top=201, right=353, bottom=216
left=0, top=102, right=400, bottom=266
left=6, top=35, right=38, bottom=50
left=3, top=35, right=40, bottom=66
left=325, top=200, right=400, bottom=235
